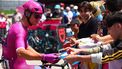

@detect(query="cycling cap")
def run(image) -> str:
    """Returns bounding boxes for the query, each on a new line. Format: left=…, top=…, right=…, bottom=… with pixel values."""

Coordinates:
left=22, top=0, right=43, bottom=14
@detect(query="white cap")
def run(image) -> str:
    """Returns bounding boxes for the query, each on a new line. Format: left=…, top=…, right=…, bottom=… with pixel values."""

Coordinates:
left=74, top=6, right=78, bottom=10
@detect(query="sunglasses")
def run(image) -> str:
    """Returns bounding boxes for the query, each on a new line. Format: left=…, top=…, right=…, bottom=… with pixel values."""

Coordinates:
left=34, top=13, right=42, bottom=19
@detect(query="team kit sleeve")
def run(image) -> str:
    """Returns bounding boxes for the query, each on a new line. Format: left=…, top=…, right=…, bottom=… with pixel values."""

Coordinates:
left=15, top=30, right=26, bottom=50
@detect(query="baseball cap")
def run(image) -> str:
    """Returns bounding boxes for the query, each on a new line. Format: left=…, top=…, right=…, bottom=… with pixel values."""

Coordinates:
left=70, top=19, right=80, bottom=25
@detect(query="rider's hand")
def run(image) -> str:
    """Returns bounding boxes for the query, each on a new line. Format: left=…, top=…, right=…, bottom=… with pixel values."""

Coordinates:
left=42, top=53, right=60, bottom=63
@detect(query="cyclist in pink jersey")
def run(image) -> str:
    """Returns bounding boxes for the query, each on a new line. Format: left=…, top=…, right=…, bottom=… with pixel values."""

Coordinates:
left=2, top=1, right=59, bottom=69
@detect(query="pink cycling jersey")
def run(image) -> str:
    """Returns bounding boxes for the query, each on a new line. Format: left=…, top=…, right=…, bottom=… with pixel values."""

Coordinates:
left=4, top=22, right=34, bottom=69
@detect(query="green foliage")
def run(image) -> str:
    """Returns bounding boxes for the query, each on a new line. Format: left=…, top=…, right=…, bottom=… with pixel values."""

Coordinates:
left=0, top=10, right=16, bottom=15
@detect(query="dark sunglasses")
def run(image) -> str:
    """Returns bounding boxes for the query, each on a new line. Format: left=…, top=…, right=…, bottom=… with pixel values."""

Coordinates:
left=34, top=13, right=42, bottom=19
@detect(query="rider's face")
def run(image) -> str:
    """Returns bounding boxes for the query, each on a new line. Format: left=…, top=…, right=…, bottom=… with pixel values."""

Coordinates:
left=30, top=13, right=42, bottom=25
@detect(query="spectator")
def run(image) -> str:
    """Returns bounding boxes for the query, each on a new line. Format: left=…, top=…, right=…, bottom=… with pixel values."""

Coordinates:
left=60, top=2, right=65, bottom=8
left=63, top=19, right=80, bottom=48
left=70, top=4, right=74, bottom=12
left=12, top=9, right=22, bottom=23
left=0, top=13, right=7, bottom=37
left=63, top=6, right=73, bottom=24
left=52, top=4, right=60, bottom=18
left=70, top=19, right=80, bottom=38
left=90, top=0, right=106, bottom=22
left=72, top=5, right=80, bottom=19
left=77, top=1, right=98, bottom=39
left=0, top=13, right=6, bottom=22
left=44, top=8, right=52, bottom=20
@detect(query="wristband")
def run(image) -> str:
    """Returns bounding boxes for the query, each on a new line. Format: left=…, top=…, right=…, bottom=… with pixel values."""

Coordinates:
left=91, top=52, right=102, bottom=64
left=89, top=48, right=93, bottom=54
left=40, top=54, right=45, bottom=61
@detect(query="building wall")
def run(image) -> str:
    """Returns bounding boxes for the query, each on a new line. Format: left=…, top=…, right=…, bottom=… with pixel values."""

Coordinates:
left=0, top=0, right=28, bottom=10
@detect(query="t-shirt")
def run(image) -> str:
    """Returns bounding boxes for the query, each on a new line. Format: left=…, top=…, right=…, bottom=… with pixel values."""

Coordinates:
left=77, top=17, right=98, bottom=39
left=108, top=41, right=122, bottom=69
left=3, top=22, right=34, bottom=69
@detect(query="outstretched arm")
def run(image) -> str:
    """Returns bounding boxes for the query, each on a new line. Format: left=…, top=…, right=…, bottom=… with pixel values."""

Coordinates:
left=16, top=46, right=44, bottom=60
left=65, top=43, right=122, bottom=64
left=91, top=34, right=114, bottom=44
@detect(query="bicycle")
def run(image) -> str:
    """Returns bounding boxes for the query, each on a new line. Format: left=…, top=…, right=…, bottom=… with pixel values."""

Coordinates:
left=28, top=25, right=60, bottom=54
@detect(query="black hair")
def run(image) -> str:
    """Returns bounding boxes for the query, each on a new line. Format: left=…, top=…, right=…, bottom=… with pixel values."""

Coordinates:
left=105, top=11, right=122, bottom=28
left=78, top=1, right=97, bottom=14
left=106, top=0, right=122, bottom=12
left=70, top=19, right=80, bottom=25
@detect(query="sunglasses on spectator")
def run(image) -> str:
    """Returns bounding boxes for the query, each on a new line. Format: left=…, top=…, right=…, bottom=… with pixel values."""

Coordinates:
left=34, top=13, right=42, bottom=19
